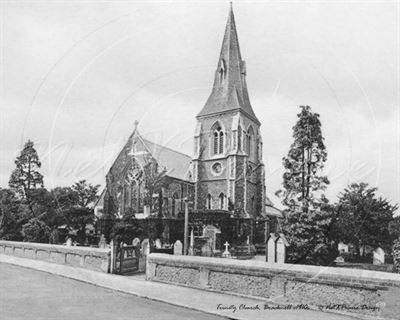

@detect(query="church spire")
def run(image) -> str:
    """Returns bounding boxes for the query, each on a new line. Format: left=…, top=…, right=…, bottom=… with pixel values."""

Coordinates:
left=197, top=4, right=259, bottom=124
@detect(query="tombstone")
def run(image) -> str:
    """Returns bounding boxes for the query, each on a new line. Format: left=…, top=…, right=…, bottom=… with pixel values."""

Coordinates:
left=276, top=234, right=289, bottom=264
left=174, top=240, right=183, bottom=255
left=66, top=237, right=72, bottom=247
left=202, top=225, right=221, bottom=251
left=373, top=247, right=385, bottom=265
left=201, top=238, right=213, bottom=257
left=98, top=234, right=107, bottom=249
left=267, top=234, right=277, bottom=263
left=338, top=242, right=349, bottom=253
left=188, top=229, right=195, bottom=256
left=132, top=237, right=140, bottom=247
left=141, top=238, right=150, bottom=258
left=222, top=241, right=231, bottom=258
left=155, top=238, right=162, bottom=249
left=334, top=256, right=345, bottom=263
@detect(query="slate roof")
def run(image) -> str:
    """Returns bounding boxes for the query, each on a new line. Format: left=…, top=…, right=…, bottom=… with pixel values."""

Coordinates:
left=140, top=137, right=192, bottom=181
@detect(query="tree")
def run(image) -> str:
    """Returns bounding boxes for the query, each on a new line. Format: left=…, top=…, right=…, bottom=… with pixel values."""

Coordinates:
left=335, top=183, right=398, bottom=255
left=141, top=159, right=168, bottom=213
left=277, top=106, right=334, bottom=265
left=71, top=180, right=100, bottom=208
left=9, top=140, right=44, bottom=203
left=277, top=106, right=329, bottom=212
left=0, top=189, right=24, bottom=241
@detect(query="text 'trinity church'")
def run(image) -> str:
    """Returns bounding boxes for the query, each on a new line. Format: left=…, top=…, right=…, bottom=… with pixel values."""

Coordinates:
left=95, top=4, right=282, bottom=248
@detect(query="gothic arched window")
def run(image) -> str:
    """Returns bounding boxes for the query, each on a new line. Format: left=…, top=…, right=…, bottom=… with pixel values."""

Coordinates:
left=206, top=194, right=212, bottom=210
left=172, top=193, right=178, bottom=216
left=219, top=193, right=225, bottom=209
left=247, top=126, right=254, bottom=158
left=212, top=123, right=224, bottom=155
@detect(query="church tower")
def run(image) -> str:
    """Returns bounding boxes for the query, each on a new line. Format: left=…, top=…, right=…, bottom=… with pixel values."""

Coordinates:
left=192, top=5, right=266, bottom=218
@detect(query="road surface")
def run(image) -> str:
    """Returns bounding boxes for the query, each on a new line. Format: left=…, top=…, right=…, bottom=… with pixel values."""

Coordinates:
left=0, top=263, right=224, bottom=320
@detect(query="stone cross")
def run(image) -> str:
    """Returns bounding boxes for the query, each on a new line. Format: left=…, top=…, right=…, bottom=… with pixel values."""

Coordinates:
left=224, top=241, right=230, bottom=253
left=222, top=241, right=231, bottom=258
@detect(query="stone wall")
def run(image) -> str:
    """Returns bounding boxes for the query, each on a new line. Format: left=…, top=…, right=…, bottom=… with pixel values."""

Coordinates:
left=0, top=240, right=111, bottom=273
left=146, top=254, right=400, bottom=318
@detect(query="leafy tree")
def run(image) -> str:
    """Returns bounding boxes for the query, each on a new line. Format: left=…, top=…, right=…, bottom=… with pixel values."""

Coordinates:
left=71, top=180, right=100, bottom=208
left=0, top=189, right=24, bottom=241
left=9, top=140, right=44, bottom=203
left=110, top=212, right=143, bottom=244
left=51, top=187, right=78, bottom=210
left=335, top=183, right=398, bottom=255
left=64, top=207, right=94, bottom=244
left=22, top=218, right=51, bottom=243
left=277, top=106, right=334, bottom=265
left=141, top=159, right=168, bottom=213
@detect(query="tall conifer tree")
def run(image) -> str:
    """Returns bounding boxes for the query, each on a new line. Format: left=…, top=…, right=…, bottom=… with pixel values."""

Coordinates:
left=9, top=140, right=44, bottom=201
left=277, top=106, right=334, bottom=264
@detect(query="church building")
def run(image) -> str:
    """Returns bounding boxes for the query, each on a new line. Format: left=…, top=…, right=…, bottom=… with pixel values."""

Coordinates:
left=95, top=5, right=281, bottom=248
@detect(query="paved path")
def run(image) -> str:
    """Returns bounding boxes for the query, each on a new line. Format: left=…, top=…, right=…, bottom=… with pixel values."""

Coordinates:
left=0, top=263, right=222, bottom=320
left=0, top=255, right=355, bottom=320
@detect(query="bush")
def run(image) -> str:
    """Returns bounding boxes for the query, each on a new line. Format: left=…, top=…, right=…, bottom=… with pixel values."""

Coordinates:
left=393, top=238, right=400, bottom=273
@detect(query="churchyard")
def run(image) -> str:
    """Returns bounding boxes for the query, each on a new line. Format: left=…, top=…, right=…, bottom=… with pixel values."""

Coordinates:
left=0, top=2, right=399, bottom=320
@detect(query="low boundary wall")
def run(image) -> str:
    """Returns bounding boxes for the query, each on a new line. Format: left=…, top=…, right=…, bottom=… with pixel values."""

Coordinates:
left=0, top=240, right=111, bottom=273
left=146, top=254, right=400, bottom=318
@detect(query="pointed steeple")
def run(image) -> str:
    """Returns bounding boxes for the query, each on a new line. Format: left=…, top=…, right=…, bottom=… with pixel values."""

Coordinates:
left=197, top=4, right=259, bottom=124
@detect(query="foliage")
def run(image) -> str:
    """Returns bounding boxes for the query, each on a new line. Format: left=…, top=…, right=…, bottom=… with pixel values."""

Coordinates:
left=282, top=197, right=338, bottom=265
left=71, top=180, right=100, bottom=208
left=141, top=159, right=168, bottom=209
left=22, top=218, right=51, bottom=243
left=335, top=183, right=398, bottom=254
left=277, top=106, right=329, bottom=213
left=0, top=179, right=99, bottom=244
left=110, top=212, right=143, bottom=244
left=393, top=238, right=400, bottom=273
left=0, top=189, right=24, bottom=241
left=63, top=207, right=94, bottom=244
left=277, top=106, right=334, bottom=265
left=9, top=140, right=44, bottom=202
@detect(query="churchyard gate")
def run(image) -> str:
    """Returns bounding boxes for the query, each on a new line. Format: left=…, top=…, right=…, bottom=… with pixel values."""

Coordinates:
left=112, top=242, right=140, bottom=275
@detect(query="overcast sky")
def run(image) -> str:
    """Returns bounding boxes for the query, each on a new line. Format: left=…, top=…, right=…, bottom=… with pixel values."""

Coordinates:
left=0, top=0, right=399, bottom=209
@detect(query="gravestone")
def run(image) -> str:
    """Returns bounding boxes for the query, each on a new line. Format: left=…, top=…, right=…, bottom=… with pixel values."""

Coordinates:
left=222, top=241, right=231, bottom=258
left=141, top=239, right=150, bottom=257
left=334, top=256, right=345, bottom=263
left=267, top=234, right=277, bottom=263
left=155, top=238, right=162, bottom=249
left=338, top=241, right=349, bottom=253
left=188, top=229, right=194, bottom=256
left=202, top=225, right=221, bottom=251
left=132, top=237, right=140, bottom=247
left=174, top=240, right=183, bottom=255
left=276, top=234, right=289, bottom=264
left=201, top=238, right=213, bottom=257
left=373, top=247, right=385, bottom=265
left=98, top=234, right=107, bottom=249
left=66, top=237, right=72, bottom=247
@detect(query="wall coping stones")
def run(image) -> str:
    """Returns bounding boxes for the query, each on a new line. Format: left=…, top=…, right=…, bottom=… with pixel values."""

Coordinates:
left=0, top=240, right=111, bottom=273
left=147, top=253, right=400, bottom=289
left=0, top=240, right=110, bottom=256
